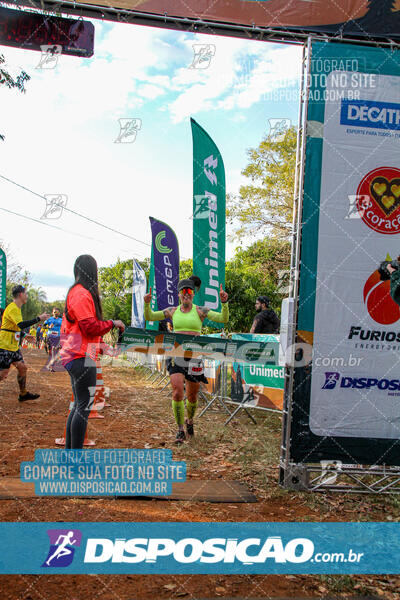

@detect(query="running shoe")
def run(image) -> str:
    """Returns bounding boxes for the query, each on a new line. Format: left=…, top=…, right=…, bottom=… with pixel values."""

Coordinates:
left=175, top=430, right=186, bottom=444
left=18, top=392, right=40, bottom=402
left=185, top=420, right=194, bottom=437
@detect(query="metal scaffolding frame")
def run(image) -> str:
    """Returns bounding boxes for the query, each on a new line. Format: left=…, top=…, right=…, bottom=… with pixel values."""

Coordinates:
left=8, top=0, right=400, bottom=48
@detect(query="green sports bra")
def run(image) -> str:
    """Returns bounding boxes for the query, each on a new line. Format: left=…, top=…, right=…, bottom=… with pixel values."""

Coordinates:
left=172, top=304, right=202, bottom=333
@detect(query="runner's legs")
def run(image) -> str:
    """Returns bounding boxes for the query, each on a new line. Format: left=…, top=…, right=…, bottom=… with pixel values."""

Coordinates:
left=0, top=367, right=10, bottom=382
left=65, top=357, right=97, bottom=449
left=186, top=379, right=200, bottom=424
left=170, top=372, right=185, bottom=430
left=14, top=360, right=28, bottom=394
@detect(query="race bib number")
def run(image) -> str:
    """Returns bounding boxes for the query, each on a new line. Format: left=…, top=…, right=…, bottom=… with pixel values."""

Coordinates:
left=188, top=360, right=204, bottom=377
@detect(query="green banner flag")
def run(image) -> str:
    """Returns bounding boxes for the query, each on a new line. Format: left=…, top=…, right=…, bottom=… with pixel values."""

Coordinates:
left=146, top=244, right=158, bottom=331
left=0, top=248, right=6, bottom=309
left=191, top=118, right=226, bottom=328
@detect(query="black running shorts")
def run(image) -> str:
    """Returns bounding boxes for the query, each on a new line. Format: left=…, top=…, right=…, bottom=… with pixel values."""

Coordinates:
left=0, top=348, right=24, bottom=370
left=166, top=357, right=208, bottom=384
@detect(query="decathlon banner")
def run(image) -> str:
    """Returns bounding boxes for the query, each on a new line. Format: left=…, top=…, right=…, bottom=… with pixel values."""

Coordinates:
left=191, top=118, right=225, bottom=328
left=0, top=247, right=6, bottom=309
left=150, top=216, right=179, bottom=314
left=1, top=521, right=400, bottom=574
left=291, top=41, right=400, bottom=465
left=131, top=259, right=147, bottom=328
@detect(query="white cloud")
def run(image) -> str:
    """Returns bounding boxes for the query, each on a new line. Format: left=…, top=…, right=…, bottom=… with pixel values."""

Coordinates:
left=138, top=83, right=166, bottom=99
left=166, top=36, right=301, bottom=121
left=0, top=20, right=301, bottom=300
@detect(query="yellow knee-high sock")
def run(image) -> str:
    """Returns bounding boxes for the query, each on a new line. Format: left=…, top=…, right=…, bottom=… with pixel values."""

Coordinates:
left=172, top=399, right=185, bottom=426
left=186, top=399, right=198, bottom=420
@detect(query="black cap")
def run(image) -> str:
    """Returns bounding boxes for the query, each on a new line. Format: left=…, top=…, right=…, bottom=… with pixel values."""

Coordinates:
left=12, top=285, right=26, bottom=298
left=257, top=295, right=270, bottom=307
left=178, top=278, right=195, bottom=292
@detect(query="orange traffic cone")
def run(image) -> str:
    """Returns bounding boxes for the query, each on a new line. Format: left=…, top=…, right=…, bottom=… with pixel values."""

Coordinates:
left=55, top=395, right=96, bottom=446
left=88, top=384, right=105, bottom=419
left=96, top=362, right=110, bottom=405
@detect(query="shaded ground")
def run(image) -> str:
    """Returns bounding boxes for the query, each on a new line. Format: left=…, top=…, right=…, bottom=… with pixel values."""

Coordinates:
left=0, top=350, right=398, bottom=599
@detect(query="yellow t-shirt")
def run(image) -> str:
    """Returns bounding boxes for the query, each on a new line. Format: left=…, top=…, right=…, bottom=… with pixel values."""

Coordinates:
left=0, top=302, right=23, bottom=351
left=29, top=327, right=36, bottom=337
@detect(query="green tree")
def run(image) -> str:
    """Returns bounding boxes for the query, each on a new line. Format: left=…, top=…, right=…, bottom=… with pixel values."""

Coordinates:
left=179, top=259, right=193, bottom=280
left=0, top=240, right=29, bottom=283
left=0, top=54, right=30, bottom=141
left=43, top=299, right=65, bottom=314
left=227, top=126, right=296, bottom=240
left=22, top=287, right=47, bottom=320
left=233, top=237, right=291, bottom=291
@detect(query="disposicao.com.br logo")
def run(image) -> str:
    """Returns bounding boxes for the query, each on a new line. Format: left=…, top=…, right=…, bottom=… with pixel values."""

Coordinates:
left=81, top=536, right=361, bottom=565
left=42, top=529, right=82, bottom=567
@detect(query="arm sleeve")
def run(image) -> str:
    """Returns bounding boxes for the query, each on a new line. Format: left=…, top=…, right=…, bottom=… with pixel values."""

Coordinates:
left=390, top=270, right=400, bottom=306
left=207, top=303, right=229, bottom=324
left=17, top=317, right=40, bottom=330
left=78, top=317, right=114, bottom=337
left=144, top=302, right=166, bottom=322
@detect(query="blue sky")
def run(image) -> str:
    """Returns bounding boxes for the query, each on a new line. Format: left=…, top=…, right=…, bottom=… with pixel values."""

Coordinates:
left=0, top=17, right=301, bottom=300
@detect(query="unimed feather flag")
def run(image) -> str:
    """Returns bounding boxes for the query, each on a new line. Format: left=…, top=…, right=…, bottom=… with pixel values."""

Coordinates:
left=191, top=118, right=226, bottom=328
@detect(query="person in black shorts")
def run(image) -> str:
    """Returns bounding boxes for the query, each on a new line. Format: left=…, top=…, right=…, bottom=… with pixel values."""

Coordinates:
left=0, top=285, right=49, bottom=401
left=144, top=275, right=229, bottom=443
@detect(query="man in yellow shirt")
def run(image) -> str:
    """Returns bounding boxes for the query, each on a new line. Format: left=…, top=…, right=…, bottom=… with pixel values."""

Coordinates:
left=0, top=285, right=49, bottom=401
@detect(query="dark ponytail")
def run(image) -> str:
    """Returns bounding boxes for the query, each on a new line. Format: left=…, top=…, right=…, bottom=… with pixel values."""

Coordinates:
left=189, top=275, right=201, bottom=291
left=64, top=255, right=103, bottom=323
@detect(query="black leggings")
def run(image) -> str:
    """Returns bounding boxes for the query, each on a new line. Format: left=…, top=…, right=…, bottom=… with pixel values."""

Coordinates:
left=65, top=357, right=97, bottom=449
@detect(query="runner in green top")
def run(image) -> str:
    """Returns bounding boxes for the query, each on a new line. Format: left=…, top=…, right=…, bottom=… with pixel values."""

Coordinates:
left=144, top=276, right=229, bottom=443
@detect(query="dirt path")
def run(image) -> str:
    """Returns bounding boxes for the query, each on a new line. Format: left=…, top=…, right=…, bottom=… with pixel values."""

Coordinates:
left=0, top=350, right=398, bottom=599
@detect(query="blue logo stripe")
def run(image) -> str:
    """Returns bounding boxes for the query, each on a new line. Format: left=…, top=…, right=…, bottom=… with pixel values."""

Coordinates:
left=0, top=523, right=399, bottom=574
left=340, top=99, right=400, bottom=130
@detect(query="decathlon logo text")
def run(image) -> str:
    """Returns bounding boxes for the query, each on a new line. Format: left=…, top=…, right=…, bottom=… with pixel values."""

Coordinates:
left=84, top=537, right=314, bottom=564
left=340, top=99, right=400, bottom=131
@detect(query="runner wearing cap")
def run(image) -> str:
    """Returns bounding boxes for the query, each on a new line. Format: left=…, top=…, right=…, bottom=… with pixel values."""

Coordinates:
left=144, top=276, right=229, bottom=443
left=0, top=285, right=50, bottom=401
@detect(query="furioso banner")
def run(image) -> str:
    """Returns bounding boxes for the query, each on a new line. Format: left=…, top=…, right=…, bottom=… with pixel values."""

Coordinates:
left=191, top=118, right=225, bottom=328
left=0, top=248, right=6, bottom=309
left=80, top=1, right=400, bottom=41
left=149, top=216, right=179, bottom=314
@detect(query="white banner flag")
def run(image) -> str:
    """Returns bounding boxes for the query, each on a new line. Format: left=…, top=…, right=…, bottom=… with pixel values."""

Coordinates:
left=131, top=259, right=146, bottom=328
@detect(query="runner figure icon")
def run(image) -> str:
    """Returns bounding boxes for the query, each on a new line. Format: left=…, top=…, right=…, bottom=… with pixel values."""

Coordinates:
left=45, top=531, right=77, bottom=566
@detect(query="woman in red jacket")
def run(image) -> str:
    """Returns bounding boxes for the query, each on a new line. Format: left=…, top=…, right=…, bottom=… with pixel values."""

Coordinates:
left=60, top=255, right=125, bottom=449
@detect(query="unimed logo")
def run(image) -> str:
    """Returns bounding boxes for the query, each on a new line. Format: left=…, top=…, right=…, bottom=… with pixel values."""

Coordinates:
left=83, top=537, right=314, bottom=564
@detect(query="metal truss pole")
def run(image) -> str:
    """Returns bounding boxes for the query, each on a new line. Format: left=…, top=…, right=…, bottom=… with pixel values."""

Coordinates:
left=279, top=36, right=312, bottom=489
